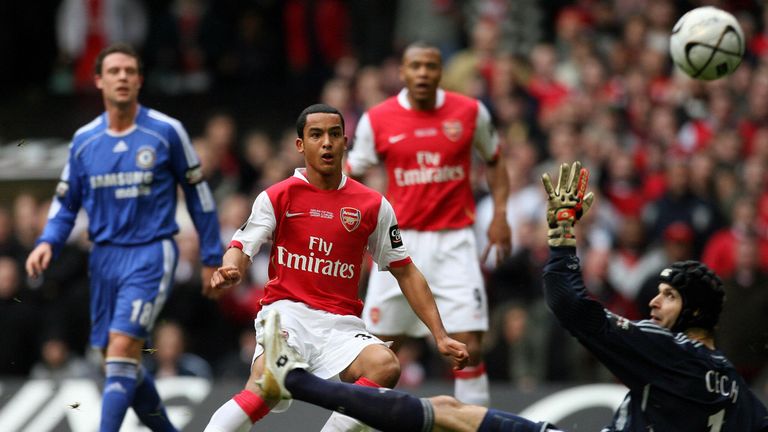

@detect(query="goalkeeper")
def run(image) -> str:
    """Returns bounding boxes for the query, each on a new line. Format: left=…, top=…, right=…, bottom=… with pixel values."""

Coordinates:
left=255, top=161, right=768, bottom=432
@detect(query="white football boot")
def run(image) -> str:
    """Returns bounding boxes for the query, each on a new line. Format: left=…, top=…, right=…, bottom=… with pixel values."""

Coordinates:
left=257, top=309, right=309, bottom=400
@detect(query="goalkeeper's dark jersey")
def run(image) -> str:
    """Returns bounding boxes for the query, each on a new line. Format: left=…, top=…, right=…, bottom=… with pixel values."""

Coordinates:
left=543, top=247, right=768, bottom=432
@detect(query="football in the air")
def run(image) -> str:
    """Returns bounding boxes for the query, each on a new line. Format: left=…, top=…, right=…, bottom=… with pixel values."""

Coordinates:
left=669, top=6, right=744, bottom=80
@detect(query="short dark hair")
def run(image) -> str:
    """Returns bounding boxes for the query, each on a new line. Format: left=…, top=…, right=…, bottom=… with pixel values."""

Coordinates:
left=401, top=41, right=442, bottom=61
left=94, top=43, right=143, bottom=76
left=658, top=260, right=725, bottom=332
left=296, top=104, right=345, bottom=139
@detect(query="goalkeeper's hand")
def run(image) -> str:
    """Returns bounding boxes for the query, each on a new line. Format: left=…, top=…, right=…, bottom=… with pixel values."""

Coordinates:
left=541, top=161, right=595, bottom=247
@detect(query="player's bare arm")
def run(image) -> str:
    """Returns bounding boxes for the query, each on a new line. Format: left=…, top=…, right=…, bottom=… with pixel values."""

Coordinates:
left=200, top=265, right=218, bottom=297
left=207, top=247, right=250, bottom=298
left=389, top=262, right=469, bottom=370
left=25, top=242, right=53, bottom=279
left=482, top=157, right=512, bottom=265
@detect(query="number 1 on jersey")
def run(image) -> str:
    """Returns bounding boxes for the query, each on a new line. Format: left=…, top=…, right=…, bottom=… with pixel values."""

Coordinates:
left=708, top=408, right=724, bottom=432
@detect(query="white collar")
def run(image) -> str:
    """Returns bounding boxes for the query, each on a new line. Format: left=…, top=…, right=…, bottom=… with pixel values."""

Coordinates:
left=293, top=168, right=347, bottom=189
left=397, top=88, right=445, bottom=110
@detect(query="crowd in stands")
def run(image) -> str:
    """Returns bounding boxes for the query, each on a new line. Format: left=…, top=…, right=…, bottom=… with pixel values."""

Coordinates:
left=1, top=0, right=767, bottom=400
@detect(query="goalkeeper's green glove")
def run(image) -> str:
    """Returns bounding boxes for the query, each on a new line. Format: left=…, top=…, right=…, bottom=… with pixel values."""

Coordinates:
left=541, top=161, right=595, bottom=247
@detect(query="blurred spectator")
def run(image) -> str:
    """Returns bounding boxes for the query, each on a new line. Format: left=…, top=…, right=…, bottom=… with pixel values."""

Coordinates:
left=677, top=88, right=737, bottom=154
left=688, top=150, right=716, bottom=201
left=218, top=193, right=253, bottom=246
left=197, top=110, right=241, bottom=200
left=54, top=0, right=147, bottom=92
left=282, top=0, right=351, bottom=101
left=738, top=84, right=768, bottom=157
left=634, top=221, right=696, bottom=317
left=741, top=156, right=768, bottom=235
left=28, top=198, right=92, bottom=354
left=702, top=196, right=768, bottom=279
left=354, top=66, right=387, bottom=112
left=393, top=0, right=463, bottom=56
left=463, top=0, right=542, bottom=55
left=484, top=300, right=550, bottom=390
left=13, top=193, right=41, bottom=253
left=276, top=126, right=307, bottom=169
left=143, top=320, right=213, bottom=380
left=215, top=328, right=257, bottom=380
left=0, top=256, right=41, bottom=376
left=475, top=140, right=543, bottom=264
left=237, top=130, right=275, bottom=195
left=584, top=248, right=640, bottom=321
left=709, top=129, right=743, bottom=169
left=527, top=43, right=571, bottom=129
left=320, top=77, right=359, bottom=138
left=600, top=149, right=645, bottom=217
left=347, top=0, right=396, bottom=66
left=442, top=18, right=500, bottom=97
left=142, top=0, right=210, bottom=94
left=606, top=215, right=661, bottom=302
left=642, top=156, right=723, bottom=256
left=0, top=206, right=24, bottom=262
left=211, top=194, right=267, bottom=330
left=715, top=236, right=768, bottom=383
left=483, top=218, right=547, bottom=307
left=534, top=123, right=580, bottom=177
left=30, top=334, right=99, bottom=381
left=161, top=223, right=238, bottom=366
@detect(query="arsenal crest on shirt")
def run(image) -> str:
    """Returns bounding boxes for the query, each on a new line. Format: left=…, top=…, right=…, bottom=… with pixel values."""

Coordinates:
left=442, top=120, right=463, bottom=142
left=340, top=207, right=362, bottom=232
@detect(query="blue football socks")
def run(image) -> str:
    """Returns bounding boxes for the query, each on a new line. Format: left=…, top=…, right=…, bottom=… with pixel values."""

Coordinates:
left=285, top=368, right=434, bottom=432
left=132, top=365, right=177, bottom=431
left=100, top=359, right=139, bottom=432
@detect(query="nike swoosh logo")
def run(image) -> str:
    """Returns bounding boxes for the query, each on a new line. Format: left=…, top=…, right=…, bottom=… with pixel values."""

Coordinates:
left=388, top=133, right=407, bottom=144
left=285, top=211, right=305, bottom=218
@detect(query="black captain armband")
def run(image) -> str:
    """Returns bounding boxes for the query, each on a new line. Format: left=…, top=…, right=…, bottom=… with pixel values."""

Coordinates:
left=55, top=181, right=70, bottom=197
left=185, top=165, right=204, bottom=185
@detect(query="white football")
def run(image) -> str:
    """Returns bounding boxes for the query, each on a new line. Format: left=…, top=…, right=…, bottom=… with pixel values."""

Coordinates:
left=669, top=6, right=745, bottom=80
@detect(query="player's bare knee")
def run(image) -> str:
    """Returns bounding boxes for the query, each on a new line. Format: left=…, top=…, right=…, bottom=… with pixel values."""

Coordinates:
left=350, top=345, right=401, bottom=386
left=429, top=395, right=462, bottom=410
left=106, top=333, right=143, bottom=359
left=372, top=349, right=401, bottom=386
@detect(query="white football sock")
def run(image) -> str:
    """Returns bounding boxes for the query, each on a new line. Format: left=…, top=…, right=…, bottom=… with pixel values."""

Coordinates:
left=204, top=399, right=253, bottom=432
left=454, top=364, right=490, bottom=407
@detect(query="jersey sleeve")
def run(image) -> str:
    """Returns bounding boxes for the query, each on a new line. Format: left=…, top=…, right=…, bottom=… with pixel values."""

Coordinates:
left=367, top=197, right=410, bottom=271
left=38, top=142, right=83, bottom=257
left=543, top=247, right=697, bottom=389
left=231, top=191, right=276, bottom=259
left=472, top=101, right=500, bottom=162
left=346, top=113, right=380, bottom=176
left=167, top=120, right=223, bottom=266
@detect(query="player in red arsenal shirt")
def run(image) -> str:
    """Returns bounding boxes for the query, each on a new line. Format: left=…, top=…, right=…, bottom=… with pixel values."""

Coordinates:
left=346, top=41, right=511, bottom=410
left=203, top=104, right=468, bottom=432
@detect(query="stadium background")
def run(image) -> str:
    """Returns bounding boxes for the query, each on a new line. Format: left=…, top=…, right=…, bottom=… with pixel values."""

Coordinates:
left=1, top=0, right=767, bottom=430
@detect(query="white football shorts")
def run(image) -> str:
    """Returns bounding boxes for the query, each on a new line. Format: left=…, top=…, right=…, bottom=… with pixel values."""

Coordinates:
left=253, top=300, right=387, bottom=379
left=362, top=227, right=489, bottom=337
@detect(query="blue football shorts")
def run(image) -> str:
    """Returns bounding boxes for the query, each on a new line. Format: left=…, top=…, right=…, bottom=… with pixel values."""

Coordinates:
left=88, top=238, right=178, bottom=348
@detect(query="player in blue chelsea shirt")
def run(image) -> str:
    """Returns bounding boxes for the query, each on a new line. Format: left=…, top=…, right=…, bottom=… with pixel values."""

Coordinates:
left=253, top=161, right=768, bottom=432
left=26, top=43, right=223, bottom=432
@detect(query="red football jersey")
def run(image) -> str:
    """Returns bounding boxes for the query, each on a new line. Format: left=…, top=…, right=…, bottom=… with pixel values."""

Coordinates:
left=347, top=89, right=498, bottom=231
left=231, top=170, right=410, bottom=316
